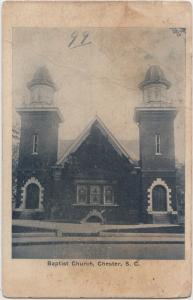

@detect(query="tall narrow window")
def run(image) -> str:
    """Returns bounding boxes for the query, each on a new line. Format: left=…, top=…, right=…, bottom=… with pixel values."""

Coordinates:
left=32, top=134, right=38, bottom=154
left=104, top=185, right=114, bottom=204
left=155, top=134, right=161, bottom=155
left=77, top=185, right=87, bottom=204
left=90, top=185, right=102, bottom=204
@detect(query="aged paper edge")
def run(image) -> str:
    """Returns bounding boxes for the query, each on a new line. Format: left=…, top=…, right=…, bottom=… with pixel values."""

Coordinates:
left=2, top=1, right=192, bottom=298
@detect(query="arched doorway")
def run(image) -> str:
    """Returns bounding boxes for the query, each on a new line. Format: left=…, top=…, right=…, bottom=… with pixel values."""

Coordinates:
left=81, top=209, right=104, bottom=223
left=152, top=185, right=167, bottom=211
left=86, top=215, right=103, bottom=223
left=26, top=183, right=40, bottom=209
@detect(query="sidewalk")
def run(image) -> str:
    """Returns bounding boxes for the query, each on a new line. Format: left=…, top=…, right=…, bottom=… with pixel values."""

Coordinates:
left=13, top=234, right=184, bottom=246
left=13, top=219, right=184, bottom=246
left=13, top=219, right=180, bottom=235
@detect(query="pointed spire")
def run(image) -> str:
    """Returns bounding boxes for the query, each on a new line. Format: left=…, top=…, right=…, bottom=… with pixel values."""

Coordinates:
left=27, top=66, right=57, bottom=106
left=27, top=66, right=57, bottom=91
left=139, top=65, right=171, bottom=107
left=139, top=65, right=171, bottom=89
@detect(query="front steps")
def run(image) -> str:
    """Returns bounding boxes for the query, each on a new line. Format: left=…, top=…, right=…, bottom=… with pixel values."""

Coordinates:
left=13, top=209, right=45, bottom=220
left=152, top=213, right=170, bottom=224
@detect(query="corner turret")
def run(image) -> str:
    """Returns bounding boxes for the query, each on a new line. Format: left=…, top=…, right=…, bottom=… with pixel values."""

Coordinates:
left=139, top=65, right=171, bottom=107
left=15, top=67, right=63, bottom=217
left=134, top=65, right=178, bottom=224
left=27, top=66, right=57, bottom=106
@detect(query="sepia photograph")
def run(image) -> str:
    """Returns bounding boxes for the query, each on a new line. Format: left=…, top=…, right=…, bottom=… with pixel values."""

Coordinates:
left=12, top=27, right=185, bottom=260
left=3, top=1, right=192, bottom=298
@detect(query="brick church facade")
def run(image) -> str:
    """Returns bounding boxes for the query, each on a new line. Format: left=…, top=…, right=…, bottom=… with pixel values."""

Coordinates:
left=14, top=65, right=178, bottom=224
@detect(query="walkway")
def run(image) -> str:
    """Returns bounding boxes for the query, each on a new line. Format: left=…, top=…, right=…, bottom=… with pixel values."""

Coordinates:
left=13, top=219, right=180, bottom=235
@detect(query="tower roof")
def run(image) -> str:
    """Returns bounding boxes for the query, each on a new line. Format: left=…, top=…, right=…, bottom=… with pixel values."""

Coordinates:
left=139, top=65, right=171, bottom=89
left=27, top=66, right=57, bottom=90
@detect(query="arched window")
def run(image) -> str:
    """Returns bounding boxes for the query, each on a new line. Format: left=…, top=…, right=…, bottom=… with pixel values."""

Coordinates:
left=26, top=183, right=40, bottom=209
left=152, top=185, right=167, bottom=211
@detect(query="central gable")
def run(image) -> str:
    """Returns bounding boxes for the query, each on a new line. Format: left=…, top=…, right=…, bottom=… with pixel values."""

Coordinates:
left=57, top=116, right=135, bottom=169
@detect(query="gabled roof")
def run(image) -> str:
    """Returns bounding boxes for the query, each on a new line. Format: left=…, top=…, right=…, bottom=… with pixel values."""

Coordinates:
left=57, top=115, right=136, bottom=165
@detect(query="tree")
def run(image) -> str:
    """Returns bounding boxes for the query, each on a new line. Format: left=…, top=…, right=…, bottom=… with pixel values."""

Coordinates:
left=176, top=161, right=185, bottom=223
left=12, top=122, right=20, bottom=209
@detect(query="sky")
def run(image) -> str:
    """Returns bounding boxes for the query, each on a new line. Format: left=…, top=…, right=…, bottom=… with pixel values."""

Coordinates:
left=13, top=27, right=185, bottom=162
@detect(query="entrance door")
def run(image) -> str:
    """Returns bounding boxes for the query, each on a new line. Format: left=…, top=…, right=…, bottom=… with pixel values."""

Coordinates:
left=152, top=185, right=167, bottom=211
left=26, top=183, right=40, bottom=209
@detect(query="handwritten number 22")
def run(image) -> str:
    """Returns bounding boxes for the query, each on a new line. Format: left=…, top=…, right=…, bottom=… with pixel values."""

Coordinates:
left=68, top=31, right=91, bottom=49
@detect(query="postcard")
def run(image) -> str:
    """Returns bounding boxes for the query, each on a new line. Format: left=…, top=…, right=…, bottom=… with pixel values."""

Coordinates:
left=2, top=1, right=192, bottom=298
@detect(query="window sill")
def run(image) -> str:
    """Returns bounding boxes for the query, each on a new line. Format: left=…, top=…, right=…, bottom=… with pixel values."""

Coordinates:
left=148, top=211, right=174, bottom=214
left=155, top=153, right=162, bottom=156
left=73, top=203, right=119, bottom=207
left=14, top=208, right=44, bottom=212
left=32, top=152, right=38, bottom=155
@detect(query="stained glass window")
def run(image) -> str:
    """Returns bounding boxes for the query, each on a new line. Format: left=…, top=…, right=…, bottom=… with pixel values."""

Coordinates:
left=77, top=185, right=87, bottom=203
left=76, top=183, right=114, bottom=205
left=90, top=185, right=102, bottom=204
left=104, top=185, right=113, bottom=204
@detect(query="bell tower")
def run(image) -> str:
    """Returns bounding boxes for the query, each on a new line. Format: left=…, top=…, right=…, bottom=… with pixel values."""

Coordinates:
left=15, top=66, right=63, bottom=215
left=134, top=65, right=178, bottom=224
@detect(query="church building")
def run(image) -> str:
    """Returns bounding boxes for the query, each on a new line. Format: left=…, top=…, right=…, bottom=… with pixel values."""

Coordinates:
left=14, top=65, right=178, bottom=224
